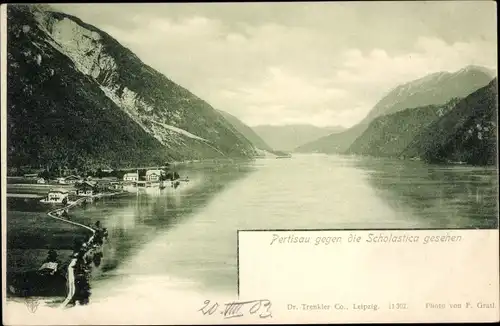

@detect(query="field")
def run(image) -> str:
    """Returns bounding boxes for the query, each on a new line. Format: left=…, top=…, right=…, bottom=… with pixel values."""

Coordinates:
left=7, top=183, right=75, bottom=195
left=6, top=198, right=92, bottom=297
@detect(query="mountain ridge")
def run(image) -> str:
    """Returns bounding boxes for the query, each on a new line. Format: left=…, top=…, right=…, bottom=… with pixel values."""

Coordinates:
left=7, top=5, right=257, bottom=172
left=401, top=78, right=498, bottom=165
left=252, top=124, right=345, bottom=152
left=296, top=66, right=495, bottom=154
left=345, top=99, right=462, bottom=158
left=217, top=110, right=274, bottom=152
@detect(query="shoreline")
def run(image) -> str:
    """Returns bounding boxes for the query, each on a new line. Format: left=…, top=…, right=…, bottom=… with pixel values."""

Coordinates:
left=6, top=190, right=126, bottom=308
left=6, top=180, right=194, bottom=308
left=46, top=191, right=126, bottom=308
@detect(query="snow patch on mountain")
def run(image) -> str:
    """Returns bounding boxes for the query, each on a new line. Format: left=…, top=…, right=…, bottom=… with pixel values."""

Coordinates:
left=149, top=120, right=208, bottom=142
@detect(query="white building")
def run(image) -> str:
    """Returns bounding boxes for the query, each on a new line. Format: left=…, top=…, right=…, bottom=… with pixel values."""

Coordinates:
left=45, top=188, right=69, bottom=203
left=123, top=173, right=139, bottom=182
left=145, top=170, right=162, bottom=182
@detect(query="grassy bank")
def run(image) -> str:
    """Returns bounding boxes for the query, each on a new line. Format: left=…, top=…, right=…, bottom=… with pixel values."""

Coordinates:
left=6, top=198, right=92, bottom=297
left=7, top=183, right=75, bottom=195
left=7, top=209, right=91, bottom=267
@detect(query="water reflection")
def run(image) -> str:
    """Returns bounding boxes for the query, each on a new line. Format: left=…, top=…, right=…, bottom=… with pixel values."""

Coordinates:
left=13, top=156, right=494, bottom=298
left=69, top=164, right=255, bottom=277
left=352, top=157, right=498, bottom=229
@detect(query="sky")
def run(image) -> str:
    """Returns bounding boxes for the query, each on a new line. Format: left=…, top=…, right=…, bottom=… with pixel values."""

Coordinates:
left=52, top=2, right=497, bottom=128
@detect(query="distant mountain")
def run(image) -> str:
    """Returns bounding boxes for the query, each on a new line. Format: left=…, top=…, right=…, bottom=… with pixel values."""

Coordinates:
left=295, top=123, right=365, bottom=153
left=7, top=5, right=256, bottom=171
left=402, top=78, right=498, bottom=165
left=296, top=66, right=495, bottom=154
left=217, top=110, right=273, bottom=152
left=252, top=124, right=345, bottom=151
left=361, top=65, right=496, bottom=123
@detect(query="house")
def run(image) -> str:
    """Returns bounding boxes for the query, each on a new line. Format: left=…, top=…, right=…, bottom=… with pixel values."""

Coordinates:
left=45, top=188, right=69, bottom=203
left=123, top=173, right=139, bottom=182
left=110, top=181, right=123, bottom=191
left=96, top=179, right=112, bottom=192
left=64, top=175, right=82, bottom=184
left=57, top=175, right=81, bottom=184
left=95, top=177, right=121, bottom=192
left=75, top=181, right=97, bottom=196
left=145, top=169, right=162, bottom=182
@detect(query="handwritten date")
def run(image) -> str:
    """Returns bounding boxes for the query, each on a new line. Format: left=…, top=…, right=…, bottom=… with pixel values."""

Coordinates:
left=199, top=299, right=272, bottom=319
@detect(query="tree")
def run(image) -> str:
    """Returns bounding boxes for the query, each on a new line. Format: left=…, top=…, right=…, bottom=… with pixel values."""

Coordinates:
left=138, top=169, right=146, bottom=179
left=38, top=169, right=51, bottom=180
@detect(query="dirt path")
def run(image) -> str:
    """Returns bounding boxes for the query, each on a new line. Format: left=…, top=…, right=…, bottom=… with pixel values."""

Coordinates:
left=44, top=192, right=124, bottom=308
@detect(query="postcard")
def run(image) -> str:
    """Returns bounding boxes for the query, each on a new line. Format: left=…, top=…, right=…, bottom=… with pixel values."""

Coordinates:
left=1, top=1, right=498, bottom=324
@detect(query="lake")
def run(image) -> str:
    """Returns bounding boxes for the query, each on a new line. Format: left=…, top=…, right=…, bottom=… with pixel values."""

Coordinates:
left=54, top=154, right=497, bottom=301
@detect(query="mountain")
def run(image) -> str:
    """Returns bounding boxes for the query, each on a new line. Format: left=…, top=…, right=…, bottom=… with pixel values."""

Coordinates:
left=251, top=124, right=345, bottom=152
left=346, top=99, right=461, bottom=157
left=295, top=123, right=365, bottom=153
left=360, top=65, right=496, bottom=123
left=7, top=5, right=256, bottom=172
left=401, top=78, right=498, bottom=165
left=217, top=110, right=273, bottom=152
left=296, top=66, right=495, bottom=154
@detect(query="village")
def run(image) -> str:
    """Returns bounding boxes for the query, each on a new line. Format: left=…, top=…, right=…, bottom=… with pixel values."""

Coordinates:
left=13, top=167, right=187, bottom=205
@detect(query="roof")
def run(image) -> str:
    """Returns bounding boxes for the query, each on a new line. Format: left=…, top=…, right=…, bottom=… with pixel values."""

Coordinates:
left=124, top=173, right=138, bottom=177
left=65, top=175, right=81, bottom=180
left=146, top=169, right=162, bottom=175
left=49, top=188, right=69, bottom=194
left=98, top=177, right=118, bottom=181
left=76, top=181, right=96, bottom=189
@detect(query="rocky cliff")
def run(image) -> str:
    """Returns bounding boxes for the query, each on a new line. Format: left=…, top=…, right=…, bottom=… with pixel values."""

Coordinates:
left=7, top=5, right=256, bottom=171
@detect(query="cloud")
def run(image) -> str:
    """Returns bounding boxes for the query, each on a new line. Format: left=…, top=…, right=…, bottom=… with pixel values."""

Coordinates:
left=53, top=3, right=497, bottom=128
left=338, top=37, right=496, bottom=84
left=220, top=66, right=349, bottom=126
